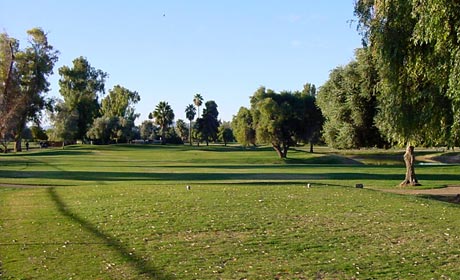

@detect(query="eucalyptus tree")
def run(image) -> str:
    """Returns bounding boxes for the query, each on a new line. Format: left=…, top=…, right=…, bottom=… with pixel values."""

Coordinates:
left=0, top=28, right=58, bottom=152
left=149, top=101, right=175, bottom=144
left=100, top=85, right=140, bottom=120
left=185, top=104, right=196, bottom=145
left=58, top=56, right=107, bottom=141
left=86, top=85, right=140, bottom=143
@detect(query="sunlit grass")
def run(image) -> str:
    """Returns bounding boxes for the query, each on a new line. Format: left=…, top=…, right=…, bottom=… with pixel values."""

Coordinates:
left=1, top=144, right=459, bottom=279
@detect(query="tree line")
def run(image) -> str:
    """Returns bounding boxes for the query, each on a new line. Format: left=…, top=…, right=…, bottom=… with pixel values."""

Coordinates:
left=0, top=29, right=232, bottom=151
left=2, top=0, right=459, bottom=160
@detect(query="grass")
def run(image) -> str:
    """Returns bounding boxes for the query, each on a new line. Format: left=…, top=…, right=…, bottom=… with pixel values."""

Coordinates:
left=1, top=144, right=459, bottom=279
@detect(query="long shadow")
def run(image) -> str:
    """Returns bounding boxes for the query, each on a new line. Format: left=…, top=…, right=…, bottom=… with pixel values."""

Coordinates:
left=4, top=169, right=460, bottom=182
left=47, top=187, right=173, bottom=279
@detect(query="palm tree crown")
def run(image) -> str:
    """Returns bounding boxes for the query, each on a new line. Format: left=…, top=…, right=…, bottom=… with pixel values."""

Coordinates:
left=193, top=93, right=203, bottom=118
left=152, top=101, right=174, bottom=143
left=185, top=104, right=196, bottom=145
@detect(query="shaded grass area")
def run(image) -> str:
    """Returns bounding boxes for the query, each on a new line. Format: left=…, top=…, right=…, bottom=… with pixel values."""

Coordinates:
left=1, top=144, right=460, bottom=279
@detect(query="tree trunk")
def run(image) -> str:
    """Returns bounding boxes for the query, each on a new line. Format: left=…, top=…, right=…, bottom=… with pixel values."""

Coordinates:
left=14, top=140, right=22, bottom=152
left=309, top=141, right=314, bottom=153
left=189, top=121, right=193, bottom=146
left=273, top=143, right=287, bottom=159
left=400, top=145, right=421, bottom=186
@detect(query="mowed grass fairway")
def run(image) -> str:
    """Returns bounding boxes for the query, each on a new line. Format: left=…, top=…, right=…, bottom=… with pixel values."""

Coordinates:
left=1, top=145, right=459, bottom=279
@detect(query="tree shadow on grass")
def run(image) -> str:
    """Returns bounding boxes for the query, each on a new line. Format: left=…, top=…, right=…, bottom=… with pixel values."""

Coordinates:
left=417, top=194, right=460, bottom=205
left=47, top=187, right=174, bottom=280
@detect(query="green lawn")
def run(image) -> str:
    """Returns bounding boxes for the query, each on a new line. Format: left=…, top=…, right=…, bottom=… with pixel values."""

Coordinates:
left=1, top=144, right=459, bottom=279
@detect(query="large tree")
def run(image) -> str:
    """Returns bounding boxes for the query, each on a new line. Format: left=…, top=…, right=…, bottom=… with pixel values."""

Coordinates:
left=0, top=28, right=58, bottom=152
left=149, top=101, right=175, bottom=144
left=232, top=107, right=256, bottom=147
left=185, top=104, right=196, bottom=145
left=196, top=100, right=220, bottom=146
left=218, top=121, right=234, bottom=146
left=296, top=83, right=324, bottom=153
left=250, top=86, right=322, bottom=158
left=354, top=0, right=457, bottom=147
left=175, top=119, right=189, bottom=143
left=354, top=0, right=460, bottom=185
left=87, top=85, right=140, bottom=144
left=0, top=32, right=20, bottom=152
left=100, top=85, right=140, bottom=119
left=58, top=56, right=107, bottom=140
left=139, top=120, right=156, bottom=141
left=317, top=48, right=384, bottom=149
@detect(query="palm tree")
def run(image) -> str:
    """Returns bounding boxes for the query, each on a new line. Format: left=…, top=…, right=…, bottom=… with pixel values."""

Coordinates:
left=185, top=104, right=196, bottom=145
left=151, top=101, right=174, bottom=144
left=193, top=93, right=203, bottom=118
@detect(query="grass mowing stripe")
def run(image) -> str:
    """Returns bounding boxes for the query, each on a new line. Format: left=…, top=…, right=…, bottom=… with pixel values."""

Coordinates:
left=1, top=144, right=459, bottom=279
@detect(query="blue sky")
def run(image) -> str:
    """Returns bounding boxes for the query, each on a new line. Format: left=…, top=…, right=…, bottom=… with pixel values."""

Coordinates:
left=1, top=1, right=362, bottom=123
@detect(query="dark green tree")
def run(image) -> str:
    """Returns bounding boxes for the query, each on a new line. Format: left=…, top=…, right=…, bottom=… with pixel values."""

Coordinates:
left=149, top=101, right=175, bottom=144
left=139, top=120, right=156, bottom=141
left=196, top=100, right=220, bottom=146
left=175, top=119, right=189, bottom=143
left=58, top=56, right=107, bottom=140
left=317, top=48, right=384, bottom=149
left=218, top=122, right=234, bottom=146
left=355, top=0, right=456, bottom=147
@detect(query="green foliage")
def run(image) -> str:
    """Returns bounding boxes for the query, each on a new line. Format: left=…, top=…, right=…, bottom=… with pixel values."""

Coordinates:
left=185, top=104, right=196, bottom=145
left=150, top=101, right=175, bottom=144
left=193, top=93, right=203, bottom=118
left=196, top=100, right=220, bottom=145
left=218, top=122, right=234, bottom=146
left=0, top=28, right=58, bottom=152
left=86, top=116, right=136, bottom=144
left=139, top=120, right=156, bottom=141
left=100, top=85, right=140, bottom=120
left=317, top=48, right=385, bottom=149
left=232, top=107, right=256, bottom=147
left=58, top=56, right=107, bottom=140
left=250, top=86, right=322, bottom=158
left=175, top=119, right=189, bottom=143
left=50, top=102, right=79, bottom=143
left=354, top=0, right=460, bottom=146
left=30, top=125, right=48, bottom=141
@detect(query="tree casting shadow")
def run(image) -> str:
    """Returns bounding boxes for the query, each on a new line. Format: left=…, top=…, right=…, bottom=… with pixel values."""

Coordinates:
left=47, top=187, right=173, bottom=279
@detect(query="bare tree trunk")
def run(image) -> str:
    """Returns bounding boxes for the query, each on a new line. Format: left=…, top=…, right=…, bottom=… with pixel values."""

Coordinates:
left=400, top=145, right=421, bottom=186
left=309, top=141, right=314, bottom=153
left=14, top=139, right=22, bottom=152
